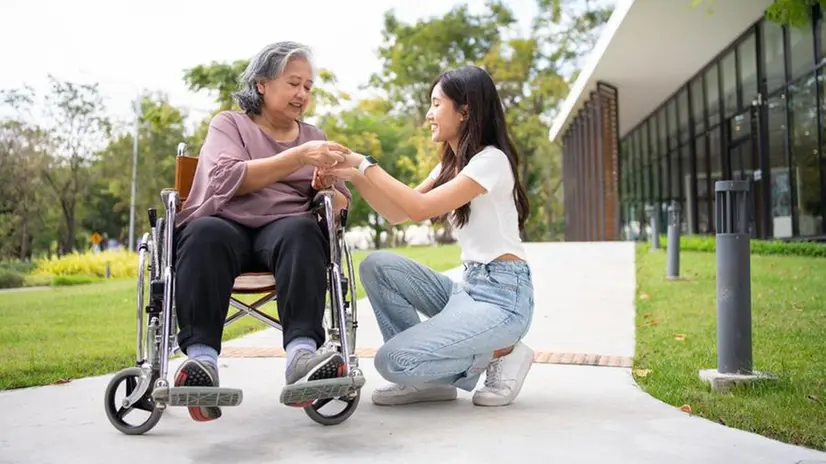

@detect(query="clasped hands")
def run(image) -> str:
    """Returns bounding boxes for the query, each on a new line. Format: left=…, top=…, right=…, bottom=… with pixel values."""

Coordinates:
left=303, top=140, right=364, bottom=190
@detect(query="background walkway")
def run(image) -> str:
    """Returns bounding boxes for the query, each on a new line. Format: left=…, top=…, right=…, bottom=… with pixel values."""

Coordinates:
left=1, top=243, right=824, bottom=464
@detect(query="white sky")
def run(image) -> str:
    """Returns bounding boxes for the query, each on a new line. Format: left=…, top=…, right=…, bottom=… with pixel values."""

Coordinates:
left=0, top=0, right=540, bottom=132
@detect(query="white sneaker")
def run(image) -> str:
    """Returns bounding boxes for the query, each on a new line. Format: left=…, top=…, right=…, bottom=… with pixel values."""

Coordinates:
left=371, top=382, right=457, bottom=406
left=472, top=342, right=534, bottom=407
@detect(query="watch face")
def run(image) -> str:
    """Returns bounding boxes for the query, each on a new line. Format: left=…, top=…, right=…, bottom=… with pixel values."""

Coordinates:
left=365, top=155, right=378, bottom=164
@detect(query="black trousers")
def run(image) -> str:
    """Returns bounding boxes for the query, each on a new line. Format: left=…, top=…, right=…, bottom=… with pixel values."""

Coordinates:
left=173, top=213, right=328, bottom=354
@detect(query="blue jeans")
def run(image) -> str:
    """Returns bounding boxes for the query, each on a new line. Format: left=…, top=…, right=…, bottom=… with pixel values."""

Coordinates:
left=359, top=251, right=534, bottom=392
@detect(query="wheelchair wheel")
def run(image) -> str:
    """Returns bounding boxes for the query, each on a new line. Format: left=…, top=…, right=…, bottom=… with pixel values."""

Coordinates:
left=104, top=367, right=164, bottom=435
left=303, top=390, right=361, bottom=426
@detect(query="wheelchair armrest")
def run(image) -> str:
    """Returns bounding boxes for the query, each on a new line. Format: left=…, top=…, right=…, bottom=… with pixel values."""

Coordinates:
left=312, top=189, right=348, bottom=228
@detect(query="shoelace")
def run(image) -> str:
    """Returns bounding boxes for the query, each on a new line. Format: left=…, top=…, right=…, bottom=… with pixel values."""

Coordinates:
left=483, top=358, right=503, bottom=388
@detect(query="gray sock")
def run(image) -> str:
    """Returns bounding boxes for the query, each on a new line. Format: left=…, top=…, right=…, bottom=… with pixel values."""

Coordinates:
left=286, top=337, right=316, bottom=366
left=186, top=343, right=218, bottom=368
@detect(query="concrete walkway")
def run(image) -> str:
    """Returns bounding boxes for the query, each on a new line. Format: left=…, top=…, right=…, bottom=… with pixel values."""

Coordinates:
left=1, top=242, right=824, bottom=464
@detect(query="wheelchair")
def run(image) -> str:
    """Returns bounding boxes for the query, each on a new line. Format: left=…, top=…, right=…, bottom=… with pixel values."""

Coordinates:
left=104, top=143, right=365, bottom=435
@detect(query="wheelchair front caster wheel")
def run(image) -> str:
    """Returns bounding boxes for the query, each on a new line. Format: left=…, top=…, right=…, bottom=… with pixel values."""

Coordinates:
left=104, top=367, right=164, bottom=435
left=303, top=390, right=361, bottom=426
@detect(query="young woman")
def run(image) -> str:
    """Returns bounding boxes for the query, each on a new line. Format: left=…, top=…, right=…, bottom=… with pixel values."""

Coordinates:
left=320, top=65, right=534, bottom=407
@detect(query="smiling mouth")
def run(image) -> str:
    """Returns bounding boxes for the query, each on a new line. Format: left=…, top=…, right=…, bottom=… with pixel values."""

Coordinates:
left=289, top=102, right=303, bottom=109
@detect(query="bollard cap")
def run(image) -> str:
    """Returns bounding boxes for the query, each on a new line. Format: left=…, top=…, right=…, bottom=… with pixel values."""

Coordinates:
left=715, top=180, right=749, bottom=192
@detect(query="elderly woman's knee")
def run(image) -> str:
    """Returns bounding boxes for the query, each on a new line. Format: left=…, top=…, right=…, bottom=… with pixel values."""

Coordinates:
left=278, top=215, right=325, bottom=247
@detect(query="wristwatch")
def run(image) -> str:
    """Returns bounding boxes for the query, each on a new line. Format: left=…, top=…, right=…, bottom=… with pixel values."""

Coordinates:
left=358, top=155, right=378, bottom=175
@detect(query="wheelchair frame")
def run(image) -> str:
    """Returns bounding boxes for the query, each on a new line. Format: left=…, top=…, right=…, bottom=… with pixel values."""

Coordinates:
left=104, top=143, right=365, bottom=435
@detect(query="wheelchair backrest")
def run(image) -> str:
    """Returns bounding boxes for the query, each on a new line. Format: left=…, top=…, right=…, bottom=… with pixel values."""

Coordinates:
left=174, top=142, right=198, bottom=208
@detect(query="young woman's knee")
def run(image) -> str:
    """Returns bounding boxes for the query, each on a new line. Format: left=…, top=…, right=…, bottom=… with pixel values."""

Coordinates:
left=374, top=342, right=416, bottom=384
left=359, top=251, right=402, bottom=287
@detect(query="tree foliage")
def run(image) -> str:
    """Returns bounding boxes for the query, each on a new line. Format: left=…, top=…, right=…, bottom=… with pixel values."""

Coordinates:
left=0, top=0, right=610, bottom=258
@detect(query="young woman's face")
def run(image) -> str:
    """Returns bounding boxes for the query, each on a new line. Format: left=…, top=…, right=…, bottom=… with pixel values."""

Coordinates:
left=425, top=83, right=464, bottom=145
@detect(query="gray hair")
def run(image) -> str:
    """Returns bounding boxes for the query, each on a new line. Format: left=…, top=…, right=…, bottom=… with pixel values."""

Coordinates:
left=233, top=41, right=315, bottom=114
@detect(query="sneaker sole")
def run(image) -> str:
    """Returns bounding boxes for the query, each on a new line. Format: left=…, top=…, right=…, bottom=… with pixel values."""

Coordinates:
left=372, top=389, right=458, bottom=406
left=174, top=360, right=222, bottom=421
left=472, top=350, right=535, bottom=407
left=280, top=375, right=366, bottom=406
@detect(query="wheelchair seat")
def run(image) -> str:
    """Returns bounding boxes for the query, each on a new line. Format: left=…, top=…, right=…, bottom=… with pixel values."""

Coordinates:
left=233, top=273, right=277, bottom=294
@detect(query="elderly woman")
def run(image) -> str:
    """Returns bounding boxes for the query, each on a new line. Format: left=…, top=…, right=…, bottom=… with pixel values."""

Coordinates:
left=171, top=41, right=352, bottom=422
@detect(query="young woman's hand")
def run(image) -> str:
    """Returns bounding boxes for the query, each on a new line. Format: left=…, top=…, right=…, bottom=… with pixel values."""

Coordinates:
left=319, top=166, right=361, bottom=183
left=343, top=152, right=365, bottom=168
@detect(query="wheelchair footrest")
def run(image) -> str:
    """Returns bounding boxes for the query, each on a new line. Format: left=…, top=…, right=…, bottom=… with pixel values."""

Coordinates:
left=152, top=386, right=244, bottom=408
left=280, top=375, right=366, bottom=405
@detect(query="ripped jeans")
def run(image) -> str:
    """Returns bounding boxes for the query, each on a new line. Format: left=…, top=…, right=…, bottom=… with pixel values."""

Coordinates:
left=359, top=251, right=534, bottom=392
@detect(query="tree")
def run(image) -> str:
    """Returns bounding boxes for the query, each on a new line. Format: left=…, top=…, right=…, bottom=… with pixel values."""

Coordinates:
left=765, top=0, right=826, bottom=27
left=369, top=2, right=517, bottom=120
left=89, top=93, right=188, bottom=243
left=38, top=76, right=111, bottom=255
left=0, top=119, right=50, bottom=260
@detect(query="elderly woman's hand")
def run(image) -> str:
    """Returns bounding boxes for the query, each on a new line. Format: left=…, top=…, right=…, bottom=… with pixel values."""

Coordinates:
left=299, top=140, right=350, bottom=168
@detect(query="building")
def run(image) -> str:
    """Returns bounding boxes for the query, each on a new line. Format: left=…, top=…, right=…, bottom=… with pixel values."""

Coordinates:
left=549, top=0, right=826, bottom=242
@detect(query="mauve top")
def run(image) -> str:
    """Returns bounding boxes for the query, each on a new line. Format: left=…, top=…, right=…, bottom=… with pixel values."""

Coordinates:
left=176, top=111, right=351, bottom=228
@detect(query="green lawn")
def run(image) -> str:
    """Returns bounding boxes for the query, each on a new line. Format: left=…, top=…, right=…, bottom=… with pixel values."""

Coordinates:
left=0, top=245, right=460, bottom=390
left=633, top=245, right=826, bottom=451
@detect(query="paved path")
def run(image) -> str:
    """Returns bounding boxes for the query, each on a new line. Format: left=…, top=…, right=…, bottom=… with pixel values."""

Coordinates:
left=1, top=242, right=824, bottom=464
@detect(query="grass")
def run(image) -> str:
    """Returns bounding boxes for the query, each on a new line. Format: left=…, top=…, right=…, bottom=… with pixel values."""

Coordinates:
left=633, top=244, right=826, bottom=451
left=0, top=244, right=461, bottom=391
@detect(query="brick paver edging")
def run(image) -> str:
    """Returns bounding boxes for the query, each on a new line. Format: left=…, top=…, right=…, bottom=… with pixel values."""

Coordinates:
left=220, top=347, right=633, bottom=368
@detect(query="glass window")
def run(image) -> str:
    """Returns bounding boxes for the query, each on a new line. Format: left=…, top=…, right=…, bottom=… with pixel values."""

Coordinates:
left=706, top=64, right=720, bottom=127
left=641, top=124, right=650, bottom=204
left=767, top=92, right=792, bottom=237
left=763, top=20, right=786, bottom=93
left=658, top=109, right=669, bottom=204
left=658, top=108, right=668, bottom=153
left=679, top=88, right=690, bottom=144
left=695, top=135, right=711, bottom=233
left=789, top=22, right=815, bottom=81
left=630, top=131, right=638, bottom=202
left=789, top=73, right=823, bottom=235
left=667, top=99, right=678, bottom=148
left=708, top=126, right=723, bottom=232
left=721, top=50, right=738, bottom=118
left=691, top=75, right=705, bottom=135
left=738, top=32, right=757, bottom=108
left=651, top=135, right=660, bottom=208
left=670, top=147, right=681, bottom=200
left=681, top=144, right=693, bottom=233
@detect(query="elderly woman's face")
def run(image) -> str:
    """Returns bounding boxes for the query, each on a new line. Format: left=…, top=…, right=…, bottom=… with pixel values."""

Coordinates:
left=257, top=58, right=313, bottom=120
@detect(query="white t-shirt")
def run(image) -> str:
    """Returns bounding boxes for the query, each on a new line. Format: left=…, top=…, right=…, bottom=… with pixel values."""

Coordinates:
left=428, top=146, right=526, bottom=264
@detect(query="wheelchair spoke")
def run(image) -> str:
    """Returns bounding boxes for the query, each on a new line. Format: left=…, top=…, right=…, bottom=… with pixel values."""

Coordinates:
left=313, top=397, right=334, bottom=409
left=116, top=406, right=133, bottom=420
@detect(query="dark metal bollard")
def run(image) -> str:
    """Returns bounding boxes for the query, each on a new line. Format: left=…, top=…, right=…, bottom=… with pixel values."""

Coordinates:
left=666, top=201, right=681, bottom=279
left=714, top=180, right=753, bottom=374
left=646, top=204, right=660, bottom=250
left=105, top=262, right=111, bottom=279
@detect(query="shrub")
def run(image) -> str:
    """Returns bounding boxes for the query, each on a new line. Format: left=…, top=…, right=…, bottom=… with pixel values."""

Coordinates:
left=645, top=234, right=826, bottom=258
left=51, top=275, right=103, bottom=286
left=32, top=250, right=139, bottom=278
left=0, top=260, right=37, bottom=275
left=0, top=269, right=25, bottom=289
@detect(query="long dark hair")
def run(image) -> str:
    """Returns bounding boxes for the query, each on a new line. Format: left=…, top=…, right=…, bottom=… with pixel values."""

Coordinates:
left=430, top=65, right=530, bottom=230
